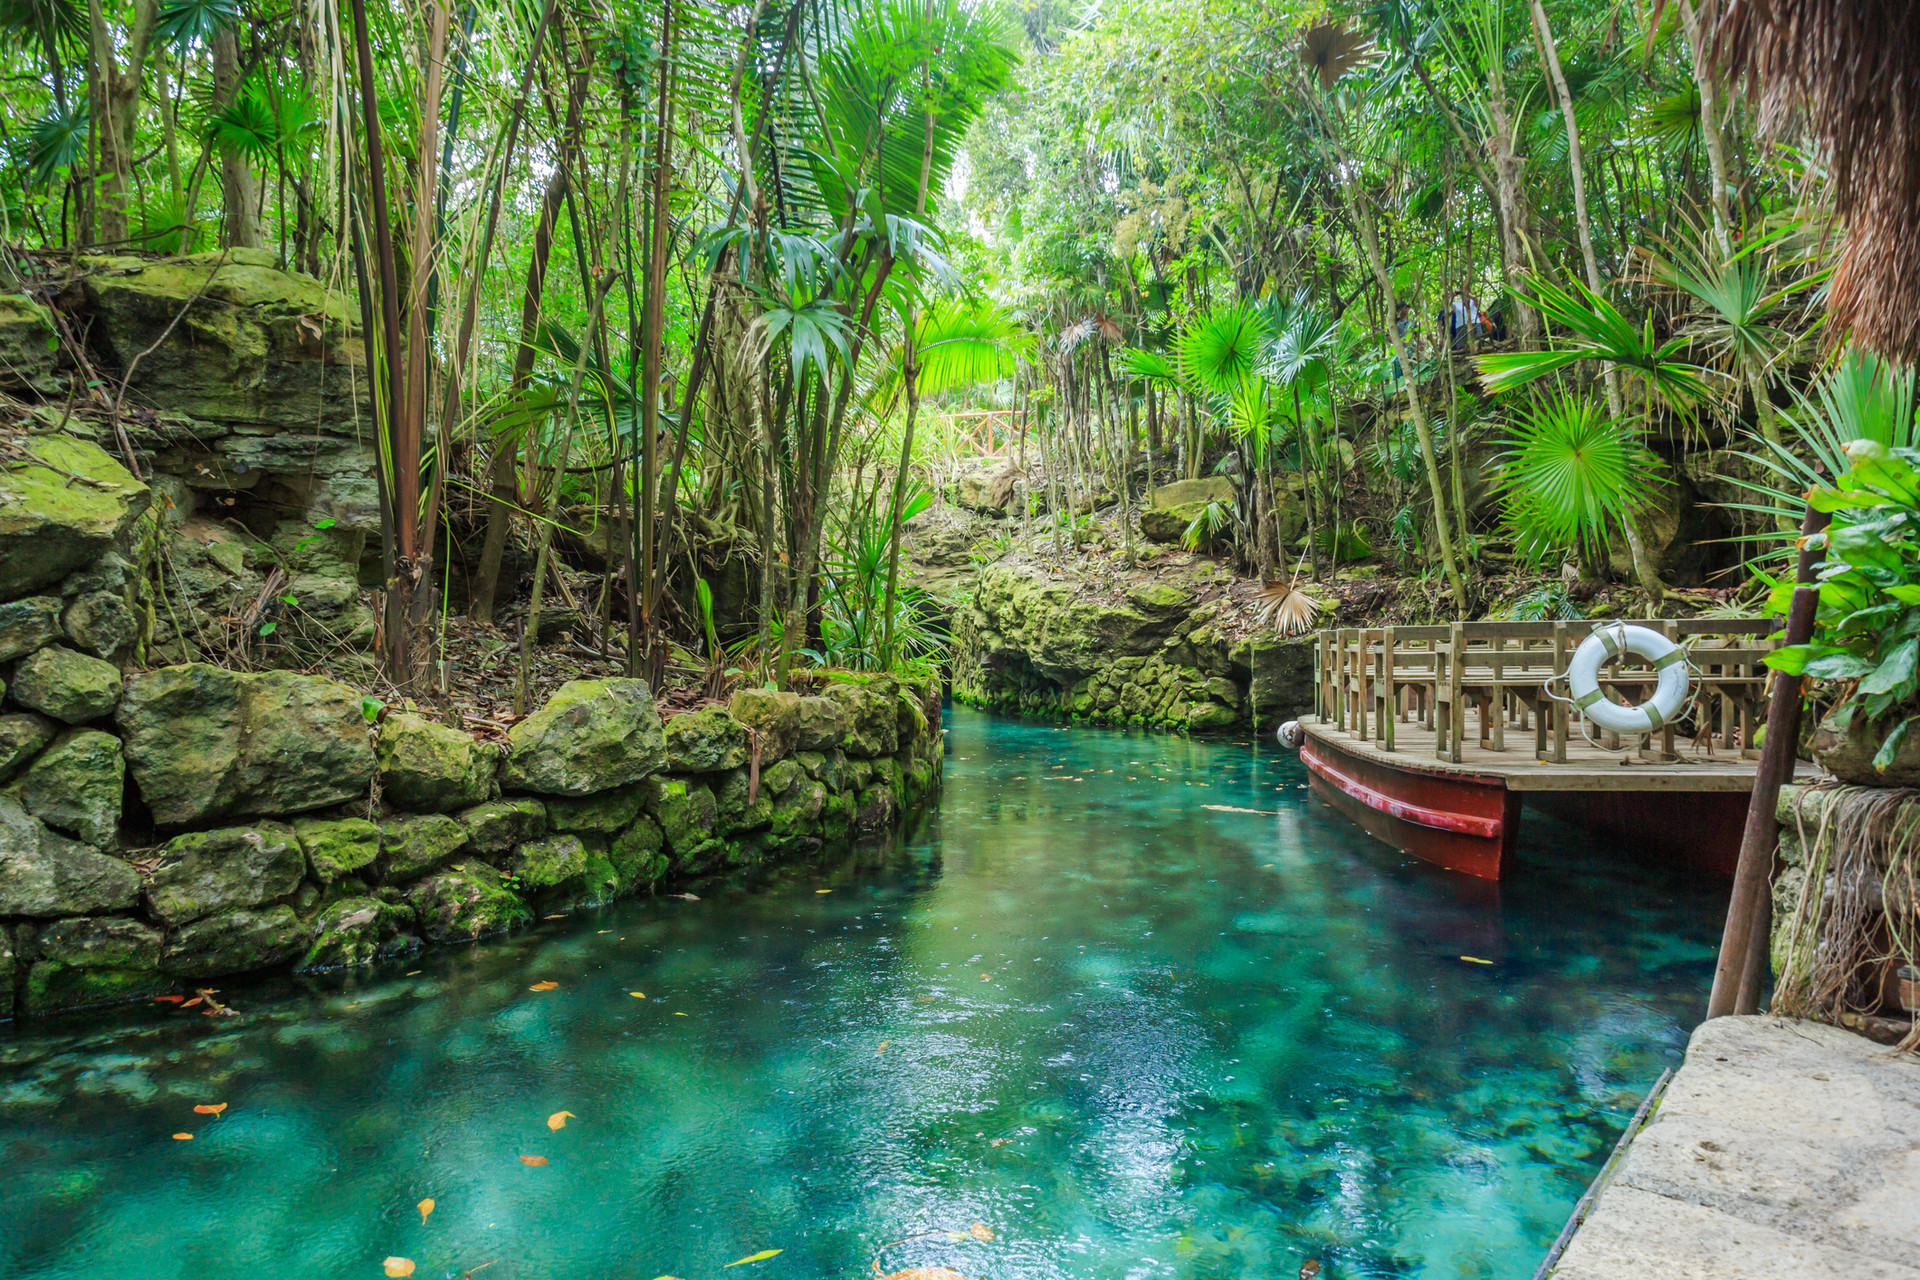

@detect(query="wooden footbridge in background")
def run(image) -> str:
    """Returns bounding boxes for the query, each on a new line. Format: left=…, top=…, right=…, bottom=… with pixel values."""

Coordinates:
left=1296, top=619, right=1818, bottom=880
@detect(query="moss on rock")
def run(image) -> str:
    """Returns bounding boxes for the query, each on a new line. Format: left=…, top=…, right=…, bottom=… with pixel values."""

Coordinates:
left=377, top=712, right=495, bottom=812
left=5, top=728, right=123, bottom=847
left=11, top=645, right=122, bottom=724
left=0, top=436, right=150, bottom=598
left=0, top=796, right=140, bottom=916
left=379, top=813, right=469, bottom=882
left=663, top=706, right=749, bottom=772
left=293, top=815, right=380, bottom=883
left=503, top=678, right=667, bottom=795
left=145, top=821, right=304, bottom=926
left=408, top=860, right=530, bottom=942
left=456, top=797, right=547, bottom=857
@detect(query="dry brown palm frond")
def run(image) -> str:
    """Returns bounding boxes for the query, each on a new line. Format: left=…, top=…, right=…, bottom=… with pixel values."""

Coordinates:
left=1255, top=581, right=1323, bottom=636
left=1298, top=21, right=1373, bottom=90
left=1717, top=0, right=1920, bottom=362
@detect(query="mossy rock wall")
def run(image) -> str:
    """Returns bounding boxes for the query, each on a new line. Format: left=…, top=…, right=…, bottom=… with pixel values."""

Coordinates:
left=0, top=601, right=943, bottom=1019
left=949, top=559, right=1313, bottom=732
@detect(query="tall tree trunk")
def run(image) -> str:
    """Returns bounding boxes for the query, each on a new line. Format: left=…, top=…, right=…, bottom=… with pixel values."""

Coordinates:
left=213, top=30, right=262, bottom=249
left=1680, top=0, right=1736, bottom=254
left=85, top=0, right=159, bottom=245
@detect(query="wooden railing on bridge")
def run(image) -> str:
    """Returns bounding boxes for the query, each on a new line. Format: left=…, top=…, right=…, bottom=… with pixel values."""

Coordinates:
left=1311, top=618, right=1779, bottom=766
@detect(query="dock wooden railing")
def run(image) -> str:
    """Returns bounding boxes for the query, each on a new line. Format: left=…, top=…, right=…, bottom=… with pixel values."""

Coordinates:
left=1312, top=618, right=1779, bottom=765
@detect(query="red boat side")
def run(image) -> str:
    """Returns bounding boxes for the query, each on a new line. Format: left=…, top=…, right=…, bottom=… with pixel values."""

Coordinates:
left=1300, top=733, right=1521, bottom=880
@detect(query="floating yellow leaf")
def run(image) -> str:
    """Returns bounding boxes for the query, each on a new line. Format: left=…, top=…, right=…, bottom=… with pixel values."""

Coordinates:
left=171, top=1132, right=193, bottom=1140
left=630, top=992, right=647, bottom=998
left=520, top=1155, right=548, bottom=1166
left=418, top=1198, right=434, bottom=1223
left=192, top=1103, right=227, bottom=1115
left=529, top=981, right=559, bottom=991
left=979, top=974, right=991, bottom=981
left=969, top=1222, right=994, bottom=1241
left=1460, top=957, right=1493, bottom=965
left=543, top=913, right=566, bottom=919
left=548, top=1110, right=576, bottom=1131
left=384, top=1258, right=416, bottom=1277
left=876, top=1040, right=890, bottom=1054
left=989, top=1137, right=1013, bottom=1148
left=723, top=1249, right=783, bottom=1267
left=815, top=889, right=832, bottom=894
left=879, top=1270, right=975, bottom=1280
left=673, top=1012, right=687, bottom=1016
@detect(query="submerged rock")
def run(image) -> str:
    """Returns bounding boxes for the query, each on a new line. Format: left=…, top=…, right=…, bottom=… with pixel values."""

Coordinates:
left=377, top=712, right=495, bottom=812
left=0, top=436, right=150, bottom=598
left=0, top=796, right=140, bottom=916
left=144, top=822, right=304, bottom=926
left=502, top=678, right=667, bottom=796
left=118, top=664, right=374, bottom=826
left=10, top=646, right=122, bottom=724
left=5, top=728, right=124, bottom=847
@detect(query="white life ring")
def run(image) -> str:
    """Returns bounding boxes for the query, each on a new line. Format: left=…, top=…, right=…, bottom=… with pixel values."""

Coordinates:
left=1566, top=624, right=1691, bottom=735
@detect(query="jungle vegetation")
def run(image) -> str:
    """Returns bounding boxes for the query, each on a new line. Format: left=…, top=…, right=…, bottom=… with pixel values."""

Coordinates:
left=1, top=0, right=1916, bottom=721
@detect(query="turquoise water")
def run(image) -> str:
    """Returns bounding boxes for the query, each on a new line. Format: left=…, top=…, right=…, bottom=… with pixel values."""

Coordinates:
left=1, top=707, right=1721, bottom=1280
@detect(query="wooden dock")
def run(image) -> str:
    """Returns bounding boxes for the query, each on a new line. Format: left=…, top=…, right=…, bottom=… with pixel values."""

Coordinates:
left=1298, top=619, right=1815, bottom=880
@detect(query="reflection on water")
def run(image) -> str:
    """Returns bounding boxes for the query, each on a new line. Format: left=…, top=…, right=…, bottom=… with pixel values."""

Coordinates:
left=1, top=707, right=1720, bottom=1280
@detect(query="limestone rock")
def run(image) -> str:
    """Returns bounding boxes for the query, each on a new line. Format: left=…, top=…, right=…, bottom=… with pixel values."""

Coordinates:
left=1140, top=501, right=1209, bottom=544
left=0, top=596, right=62, bottom=662
left=794, top=696, right=848, bottom=751
left=824, top=681, right=899, bottom=758
left=502, top=678, right=667, bottom=796
left=11, top=645, right=122, bottom=723
left=379, top=813, right=468, bottom=883
left=642, top=776, right=720, bottom=866
left=24, top=916, right=168, bottom=1013
left=609, top=815, right=667, bottom=887
left=377, top=712, right=495, bottom=812
left=61, top=590, right=138, bottom=660
left=298, top=896, right=415, bottom=970
left=714, top=767, right=773, bottom=834
left=663, top=706, right=749, bottom=772
left=5, top=728, right=123, bottom=847
left=80, top=249, right=368, bottom=435
left=0, top=714, right=57, bottom=784
left=118, top=664, right=375, bottom=826
left=854, top=785, right=900, bottom=834
left=456, top=798, right=547, bottom=858
left=0, top=796, right=139, bottom=916
left=952, top=462, right=1018, bottom=514
left=508, top=833, right=591, bottom=888
left=0, top=435, right=150, bottom=597
left=0, top=292, right=61, bottom=395
left=407, top=860, right=530, bottom=942
left=1149, top=476, right=1237, bottom=509
left=1814, top=704, right=1920, bottom=789
left=163, top=904, right=303, bottom=978
left=727, top=687, right=802, bottom=760
left=1187, top=701, right=1238, bottom=732
left=145, top=821, right=304, bottom=926
left=293, top=816, right=380, bottom=883
left=546, top=786, right=645, bottom=833
left=542, top=851, right=624, bottom=912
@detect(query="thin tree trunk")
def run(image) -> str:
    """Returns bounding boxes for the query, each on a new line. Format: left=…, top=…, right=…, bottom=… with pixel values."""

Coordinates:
left=213, top=30, right=261, bottom=249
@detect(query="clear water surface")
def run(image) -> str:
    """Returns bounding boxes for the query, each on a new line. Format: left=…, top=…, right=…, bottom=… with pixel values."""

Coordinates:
left=1, top=707, right=1722, bottom=1280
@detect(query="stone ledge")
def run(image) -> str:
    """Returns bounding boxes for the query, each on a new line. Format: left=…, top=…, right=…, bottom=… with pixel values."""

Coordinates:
left=1551, top=1016, right=1920, bottom=1279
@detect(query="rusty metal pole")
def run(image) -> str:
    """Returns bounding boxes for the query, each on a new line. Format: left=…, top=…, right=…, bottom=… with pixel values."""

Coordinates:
left=1706, top=504, right=1832, bottom=1019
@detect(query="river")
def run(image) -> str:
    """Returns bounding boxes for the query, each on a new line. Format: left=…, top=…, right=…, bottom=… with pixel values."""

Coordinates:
left=1, top=706, right=1722, bottom=1279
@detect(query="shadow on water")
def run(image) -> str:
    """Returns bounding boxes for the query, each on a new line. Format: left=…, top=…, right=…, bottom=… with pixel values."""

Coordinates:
left=0, top=707, right=1722, bottom=1280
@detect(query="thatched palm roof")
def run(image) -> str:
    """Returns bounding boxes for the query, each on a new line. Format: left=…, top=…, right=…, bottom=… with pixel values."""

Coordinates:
left=1719, top=0, right=1920, bottom=363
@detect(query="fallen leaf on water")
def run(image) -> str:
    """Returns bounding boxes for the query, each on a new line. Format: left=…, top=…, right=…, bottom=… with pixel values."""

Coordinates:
left=876, top=1041, right=890, bottom=1054
left=979, top=974, right=991, bottom=981
left=418, top=1198, right=434, bottom=1223
left=630, top=992, right=647, bottom=999
left=1202, top=804, right=1274, bottom=816
left=669, top=893, right=699, bottom=901
left=969, top=1223, right=993, bottom=1241
left=548, top=1110, right=576, bottom=1131
left=519, top=1156, right=548, bottom=1167
left=543, top=913, right=566, bottom=919
left=878, top=1269, right=975, bottom=1280
left=171, top=1132, right=193, bottom=1141
left=154, top=995, right=185, bottom=1004
left=192, top=1103, right=227, bottom=1115
left=815, top=889, right=832, bottom=894
left=1460, top=957, right=1493, bottom=965
left=989, top=1138, right=1013, bottom=1148
left=1299, top=1262, right=1321, bottom=1280
left=528, top=981, right=559, bottom=991
left=723, top=1249, right=783, bottom=1267
left=181, top=996, right=204, bottom=1008
left=384, top=1258, right=416, bottom=1278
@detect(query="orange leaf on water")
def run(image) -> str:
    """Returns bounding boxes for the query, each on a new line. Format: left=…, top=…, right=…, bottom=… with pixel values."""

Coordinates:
left=154, top=995, right=185, bottom=1004
left=384, top=1258, right=416, bottom=1277
left=193, top=1103, right=227, bottom=1115
left=879, top=1270, right=975, bottom=1280
left=547, top=1110, right=576, bottom=1131
left=171, top=1132, right=193, bottom=1140
left=969, top=1222, right=994, bottom=1241
left=417, top=1198, right=434, bottom=1223
left=528, top=981, right=559, bottom=991
left=519, top=1155, right=548, bottom=1167
left=181, top=996, right=204, bottom=1007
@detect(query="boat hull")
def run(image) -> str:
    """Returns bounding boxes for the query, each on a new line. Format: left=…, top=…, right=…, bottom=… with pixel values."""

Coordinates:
left=1301, top=733, right=1521, bottom=880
